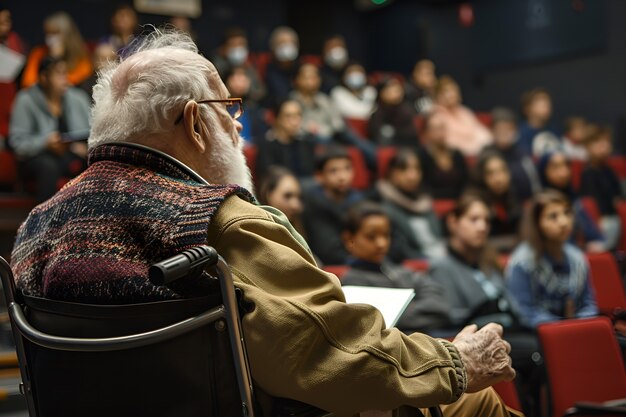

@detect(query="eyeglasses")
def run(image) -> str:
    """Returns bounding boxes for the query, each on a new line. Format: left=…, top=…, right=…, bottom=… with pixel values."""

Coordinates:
left=174, top=98, right=244, bottom=124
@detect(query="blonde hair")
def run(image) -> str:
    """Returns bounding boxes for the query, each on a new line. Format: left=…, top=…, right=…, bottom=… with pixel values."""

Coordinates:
left=44, top=11, right=88, bottom=69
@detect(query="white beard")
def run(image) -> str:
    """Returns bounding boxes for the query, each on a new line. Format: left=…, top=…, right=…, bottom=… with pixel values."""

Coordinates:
left=207, top=131, right=254, bottom=195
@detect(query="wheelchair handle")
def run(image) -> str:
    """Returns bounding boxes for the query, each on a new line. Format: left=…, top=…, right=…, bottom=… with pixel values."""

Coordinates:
left=149, top=245, right=218, bottom=286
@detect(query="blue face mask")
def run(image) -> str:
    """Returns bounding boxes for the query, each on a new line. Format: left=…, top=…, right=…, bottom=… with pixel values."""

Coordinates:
left=344, top=72, right=366, bottom=90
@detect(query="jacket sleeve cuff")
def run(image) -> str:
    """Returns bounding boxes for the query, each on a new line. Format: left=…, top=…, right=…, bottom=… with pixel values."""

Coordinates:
left=438, top=339, right=467, bottom=401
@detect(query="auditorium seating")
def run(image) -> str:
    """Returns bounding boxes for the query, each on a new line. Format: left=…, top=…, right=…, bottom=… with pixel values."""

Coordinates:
left=538, top=317, right=626, bottom=417
left=618, top=201, right=626, bottom=252
left=580, top=197, right=602, bottom=228
left=376, top=146, right=398, bottom=178
left=344, top=117, right=369, bottom=140
left=322, top=265, right=349, bottom=279
left=586, top=252, right=626, bottom=317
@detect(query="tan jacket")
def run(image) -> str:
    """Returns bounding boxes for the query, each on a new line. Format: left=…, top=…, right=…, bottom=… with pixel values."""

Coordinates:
left=207, top=196, right=466, bottom=417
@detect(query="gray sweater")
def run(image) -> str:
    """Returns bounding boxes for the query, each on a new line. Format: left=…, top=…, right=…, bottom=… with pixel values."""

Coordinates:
left=9, top=85, right=91, bottom=158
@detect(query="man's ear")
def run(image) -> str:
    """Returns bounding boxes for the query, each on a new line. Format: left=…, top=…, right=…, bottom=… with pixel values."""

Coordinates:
left=182, top=101, right=206, bottom=153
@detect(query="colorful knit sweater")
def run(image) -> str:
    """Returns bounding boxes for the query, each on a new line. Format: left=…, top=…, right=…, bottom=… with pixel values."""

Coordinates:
left=11, top=144, right=254, bottom=304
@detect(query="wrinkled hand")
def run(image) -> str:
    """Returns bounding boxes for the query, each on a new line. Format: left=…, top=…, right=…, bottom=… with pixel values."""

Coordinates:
left=452, top=323, right=515, bottom=393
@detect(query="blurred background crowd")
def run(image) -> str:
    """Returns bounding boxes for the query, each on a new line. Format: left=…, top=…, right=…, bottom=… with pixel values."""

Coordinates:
left=1, top=1, right=626, bottom=415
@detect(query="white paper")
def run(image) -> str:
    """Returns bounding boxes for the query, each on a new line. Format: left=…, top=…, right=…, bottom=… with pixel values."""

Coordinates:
left=0, top=45, right=25, bottom=82
left=342, top=286, right=415, bottom=329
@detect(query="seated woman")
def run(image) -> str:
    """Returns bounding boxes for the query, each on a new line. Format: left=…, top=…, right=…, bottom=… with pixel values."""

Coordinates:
left=538, top=151, right=606, bottom=252
left=428, top=193, right=519, bottom=330
left=330, top=62, right=377, bottom=120
left=470, top=150, right=522, bottom=253
left=257, top=165, right=305, bottom=239
left=9, top=56, right=90, bottom=202
left=341, top=201, right=451, bottom=332
left=374, top=148, right=446, bottom=262
left=506, top=190, right=599, bottom=329
left=418, top=112, right=469, bottom=200
left=21, top=12, right=92, bottom=88
left=368, top=77, right=419, bottom=148
left=431, top=75, right=492, bottom=157
left=256, top=99, right=317, bottom=181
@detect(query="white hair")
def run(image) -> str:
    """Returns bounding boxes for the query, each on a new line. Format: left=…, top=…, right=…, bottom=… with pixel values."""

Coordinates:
left=90, top=29, right=218, bottom=146
left=89, top=28, right=253, bottom=193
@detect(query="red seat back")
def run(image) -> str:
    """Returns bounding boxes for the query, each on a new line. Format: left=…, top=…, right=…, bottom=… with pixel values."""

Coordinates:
left=242, top=144, right=258, bottom=183
left=580, top=197, right=602, bottom=228
left=344, top=117, right=369, bottom=140
left=347, top=146, right=370, bottom=190
left=617, top=201, right=626, bottom=252
left=322, top=265, right=349, bottom=280
left=0, top=149, right=18, bottom=187
left=586, top=252, right=626, bottom=315
left=538, top=317, right=626, bottom=417
left=376, top=146, right=398, bottom=179
left=432, top=199, right=456, bottom=218
left=608, top=156, right=626, bottom=179
left=402, top=259, right=430, bottom=273
left=570, top=159, right=584, bottom=191
left=475, top=111, right=493, bottom=128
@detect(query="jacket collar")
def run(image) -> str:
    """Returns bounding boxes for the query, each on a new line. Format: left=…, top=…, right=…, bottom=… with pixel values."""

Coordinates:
left=88, top=143, right=200, bottom=183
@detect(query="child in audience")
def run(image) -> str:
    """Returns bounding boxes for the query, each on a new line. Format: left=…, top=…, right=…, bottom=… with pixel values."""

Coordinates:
left=302, top=146, right=363, bottom=265
left=538, top=151, right=606, bottom=252
left=341, top=201, right=451, bottom=332
left=428, top=192, right=522, bottom=327
left=484, top=107, right=539, bottom=201
left=404, top=59, right=436, bottom=114
left=22, top=12, right=92, bottom=88
left=518, top=88, right=560, bottom=157
left=561, top=117, right=589, bottom=161
left=258, top=166, right=305, bottom=238
left=418, top=112, right=469, bottom=199
left=580, top=125, right=623, bottom=250
left=431, top=75, right=492, bottom=157
left=506, top=190, right=599, bottom=328
left=330, top=62, right=376, bottom=120
left=256, top=99, right=317, bottom=181
left=368, top=77, right=419, bottom=148
left=374, top=148, right=446, bottom=262
left=471, top=150, right=522, bottom=253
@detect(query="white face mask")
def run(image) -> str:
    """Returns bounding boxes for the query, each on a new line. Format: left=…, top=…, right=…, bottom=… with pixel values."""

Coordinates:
left=227, top=46, right=248, bottom=66
left=344, top=72, right=366, bottom=90
left=325, top=46, right=347, bottom=69
left=45, top=34, right=62, bottom=49
left=274, top=43, right=298, bottom=62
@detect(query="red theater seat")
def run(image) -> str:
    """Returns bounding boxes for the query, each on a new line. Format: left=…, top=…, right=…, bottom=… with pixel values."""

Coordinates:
left=492, top=380, right=522, bottom=412
left=475, top=111, right=492, bottom=128
left=538, top=317, right=626, bottom=417
left=586, top=252, right=626, bottom=316
left=322, top=265, right=349, bottom=280
left=377, top=146, right=397, bottom=179
left=347, top=146, right=370, bottom=190
left=403, top=259, right=430, bottom=273
left=432, top=199, right=456, bottom=218
left=608, top=155, right=626, bottom=179
left=580, top=197, right=601, bottom=228
left=344, top=117, right=369, bottom=140
left=242, top=144, right=258, bottom=182
left=570, top=159, right=584, bottom=191
left=0, top=149, right=18, bottom=187
left=617, top=201, right=626, bottom=252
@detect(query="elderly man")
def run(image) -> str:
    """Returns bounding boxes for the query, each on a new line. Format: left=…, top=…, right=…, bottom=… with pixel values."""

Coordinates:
left=11, top=30, right=520, bottom=417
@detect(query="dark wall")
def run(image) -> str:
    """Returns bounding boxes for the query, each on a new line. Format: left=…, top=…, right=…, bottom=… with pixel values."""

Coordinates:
left=8, top=0, right=625, bottom=133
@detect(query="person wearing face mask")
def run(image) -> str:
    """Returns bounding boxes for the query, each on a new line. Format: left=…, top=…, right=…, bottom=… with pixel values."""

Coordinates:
left=211, top=27, right=266, bottom=103
left=22, top=11, right=92, bottom=89
left=9, top=56, right=90, bottom=202
left=330, top=62, right=376, bottom=120
left=265, top=26, right=300, bottom=105
left=319, top=34, right=349, bottom=94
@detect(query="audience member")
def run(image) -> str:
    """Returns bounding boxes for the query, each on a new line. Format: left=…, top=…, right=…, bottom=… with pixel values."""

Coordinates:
left=341, top=201, right=451, bottom=332
left=368, top=77, right=419, bottom=147
left=538, top=151, right=606, bottom=252
left=257, top=165, right=305, bottom=237
left=22, top=12, right=92, bottom=89
left=374, top=148, right=446, bottom=262
left=580, top=125, right=623, bottom=250
left=101, top=4, right=138, bottom=53
left=9, top=29, right=520, bottom=416
left=224, top=67, right=266, bottom=143
left=211, top=27, right=265, bottom=103
left=0, top=4, right=26, bottom=144
left=428, top=193, right=520, bottom=330
left=330, top=62, right=376, bottom=120
left=79, top=42, right=116, bottom=98
left=319, top=34, right=349, bottom=94
left=265, top=26, right=300, bottom=104
left=432, top=75, right=491, bottom=157
left=518, top=88, right=560, bottom=157
left=405, top=59, right=436, bottom=114
left=471, top=150, right=522, bottom=253
left=506, top=190, right=599, bottom=328
left=483, top=107, right=540, bottom=202
left=302, top=146, right=363, bottom=265
left=9, top=56, right=90, bottom=202
left=418, top=112, right=469, bottom=199
left=290, top=62, right=344, bottom=141
left=561, top=116, right=589, bottom=161
left=256, top=99, right=317, bottom=180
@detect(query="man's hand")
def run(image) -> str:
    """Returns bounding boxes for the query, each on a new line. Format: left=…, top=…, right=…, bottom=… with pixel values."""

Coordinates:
left=452, top=323, right=516, bottom=393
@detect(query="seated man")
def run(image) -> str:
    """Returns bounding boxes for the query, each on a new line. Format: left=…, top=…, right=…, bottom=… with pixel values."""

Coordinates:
left=11, top=29, right=520, bottom=417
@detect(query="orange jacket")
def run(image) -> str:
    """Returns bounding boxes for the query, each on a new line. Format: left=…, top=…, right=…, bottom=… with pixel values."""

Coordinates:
left=21, top=45, right=93, bottom=88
